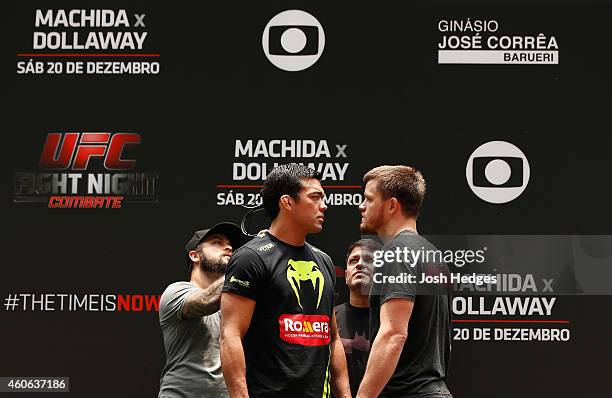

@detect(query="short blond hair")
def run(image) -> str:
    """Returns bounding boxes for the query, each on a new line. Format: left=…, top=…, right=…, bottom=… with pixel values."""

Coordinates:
left=363, top=165, right=426, bottom=217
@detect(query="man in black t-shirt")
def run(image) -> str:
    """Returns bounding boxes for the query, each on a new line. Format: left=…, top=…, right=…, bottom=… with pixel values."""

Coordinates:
left=220, top=164, right=350, bottom=398
left=356, top=166, right=453, bottom=398
left=334, top=238, right=381, bottom=396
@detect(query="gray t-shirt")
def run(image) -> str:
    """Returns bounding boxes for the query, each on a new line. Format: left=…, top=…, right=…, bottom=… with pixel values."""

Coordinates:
left=158, top=281, right=228, bottom=398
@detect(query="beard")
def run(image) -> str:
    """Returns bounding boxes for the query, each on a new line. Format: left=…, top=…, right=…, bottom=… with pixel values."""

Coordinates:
left=199, top=254, right=228, bottom=274
left=360, top=209, right=384, bottom=234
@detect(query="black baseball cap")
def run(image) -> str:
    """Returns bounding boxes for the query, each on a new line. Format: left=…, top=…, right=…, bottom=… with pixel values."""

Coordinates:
left=185, top=222, right=245, bottom=263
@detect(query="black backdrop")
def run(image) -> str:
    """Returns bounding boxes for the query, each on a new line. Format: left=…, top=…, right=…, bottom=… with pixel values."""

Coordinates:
left=3, top=1, right=612, bottom=397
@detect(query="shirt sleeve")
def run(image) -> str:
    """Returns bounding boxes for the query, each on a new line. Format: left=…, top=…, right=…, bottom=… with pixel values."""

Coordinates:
left=158, top=281, right=198, bottom=325
left=379, top=244, right=417, bottom=305
left=222, top=247, right=267, bottom=301
left=309, top=244, right=336, bottom=287
left=314, top=247, right=337, bottom=307
left=322, top=251, right=336, bottom=288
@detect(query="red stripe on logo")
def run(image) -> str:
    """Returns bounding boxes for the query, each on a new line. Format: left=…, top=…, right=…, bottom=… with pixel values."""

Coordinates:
left=81, top=133, right=111, bottom=143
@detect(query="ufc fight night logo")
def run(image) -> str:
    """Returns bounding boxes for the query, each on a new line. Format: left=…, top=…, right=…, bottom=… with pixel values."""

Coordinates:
left=14, top=132, right=158, bottom=208
left=39, top=133, right=141, bottom=170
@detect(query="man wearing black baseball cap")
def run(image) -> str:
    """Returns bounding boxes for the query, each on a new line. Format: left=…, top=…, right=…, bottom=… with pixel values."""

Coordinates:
left=158, top=222, right=245, bottom=398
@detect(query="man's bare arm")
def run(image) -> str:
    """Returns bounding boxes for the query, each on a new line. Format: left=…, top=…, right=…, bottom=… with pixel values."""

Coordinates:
left=182, top=277, right=224, bottom=319
left=220, top=292, right=256, bottom=398
left=356, top=298, right=414, bottom=398
left=330, top=312, right=351, bottom=398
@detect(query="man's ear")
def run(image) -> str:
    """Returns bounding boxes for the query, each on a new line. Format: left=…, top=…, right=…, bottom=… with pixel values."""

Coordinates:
left=387, top=197, right=400, bottom=215
left=188, top=250, right=199, bottom=263
left=280, top=195, right=292, bottom=211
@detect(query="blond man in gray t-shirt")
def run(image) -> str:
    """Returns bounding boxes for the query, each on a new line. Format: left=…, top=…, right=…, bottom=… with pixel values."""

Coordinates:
left=158, top=223, right=245, bottom=398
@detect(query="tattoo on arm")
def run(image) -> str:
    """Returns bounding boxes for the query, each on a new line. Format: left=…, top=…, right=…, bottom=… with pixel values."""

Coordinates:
left=182, top=277, right=224, bottom=319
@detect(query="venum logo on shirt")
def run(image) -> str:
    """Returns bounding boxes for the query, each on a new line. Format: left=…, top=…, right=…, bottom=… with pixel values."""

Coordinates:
left=286, top=259, right=324, bottom=309
left=279, top=314, right=330, bottom=346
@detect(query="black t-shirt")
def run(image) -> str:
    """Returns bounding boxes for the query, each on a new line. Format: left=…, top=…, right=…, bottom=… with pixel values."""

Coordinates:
left=223, top=232, right=336, bottom=398
left=369, top=230, right=452, bottom=397
left=334, top=302, right=370, bottom=397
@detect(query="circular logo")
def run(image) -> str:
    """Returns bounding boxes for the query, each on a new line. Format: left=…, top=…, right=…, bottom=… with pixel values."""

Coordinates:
left=466, top=141, right=530, bottom=204
left=262, top=10, right=325, bottom=72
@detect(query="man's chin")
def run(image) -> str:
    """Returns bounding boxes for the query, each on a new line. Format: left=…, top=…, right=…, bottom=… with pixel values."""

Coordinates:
left=201, top=259, right=228, bottom=274
left=359, top=223, right=375, bottom=234
left=309, top=224, right=324, bottom=234
left=357, top=277, right=372, bottom=287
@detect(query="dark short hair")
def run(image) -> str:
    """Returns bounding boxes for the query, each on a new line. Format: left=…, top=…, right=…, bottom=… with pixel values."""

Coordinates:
left=261, top=163, right=322, bottom=220
left=345, top=239, right=382, bottom=264
left=363, top=165, right=426, bottom=217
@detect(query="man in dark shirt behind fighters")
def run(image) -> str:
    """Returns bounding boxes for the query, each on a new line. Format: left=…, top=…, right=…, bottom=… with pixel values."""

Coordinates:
left=334, top=238, right=381, bottom=396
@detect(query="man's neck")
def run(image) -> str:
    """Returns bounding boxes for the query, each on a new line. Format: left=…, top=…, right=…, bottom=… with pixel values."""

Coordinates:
left=349, top=290, right=369, bottom=308
left=190, top=268, right=223, bottom=289
left=268, top=217, right=307, bottom=246
left=377, top=217, right=417, bottom=243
